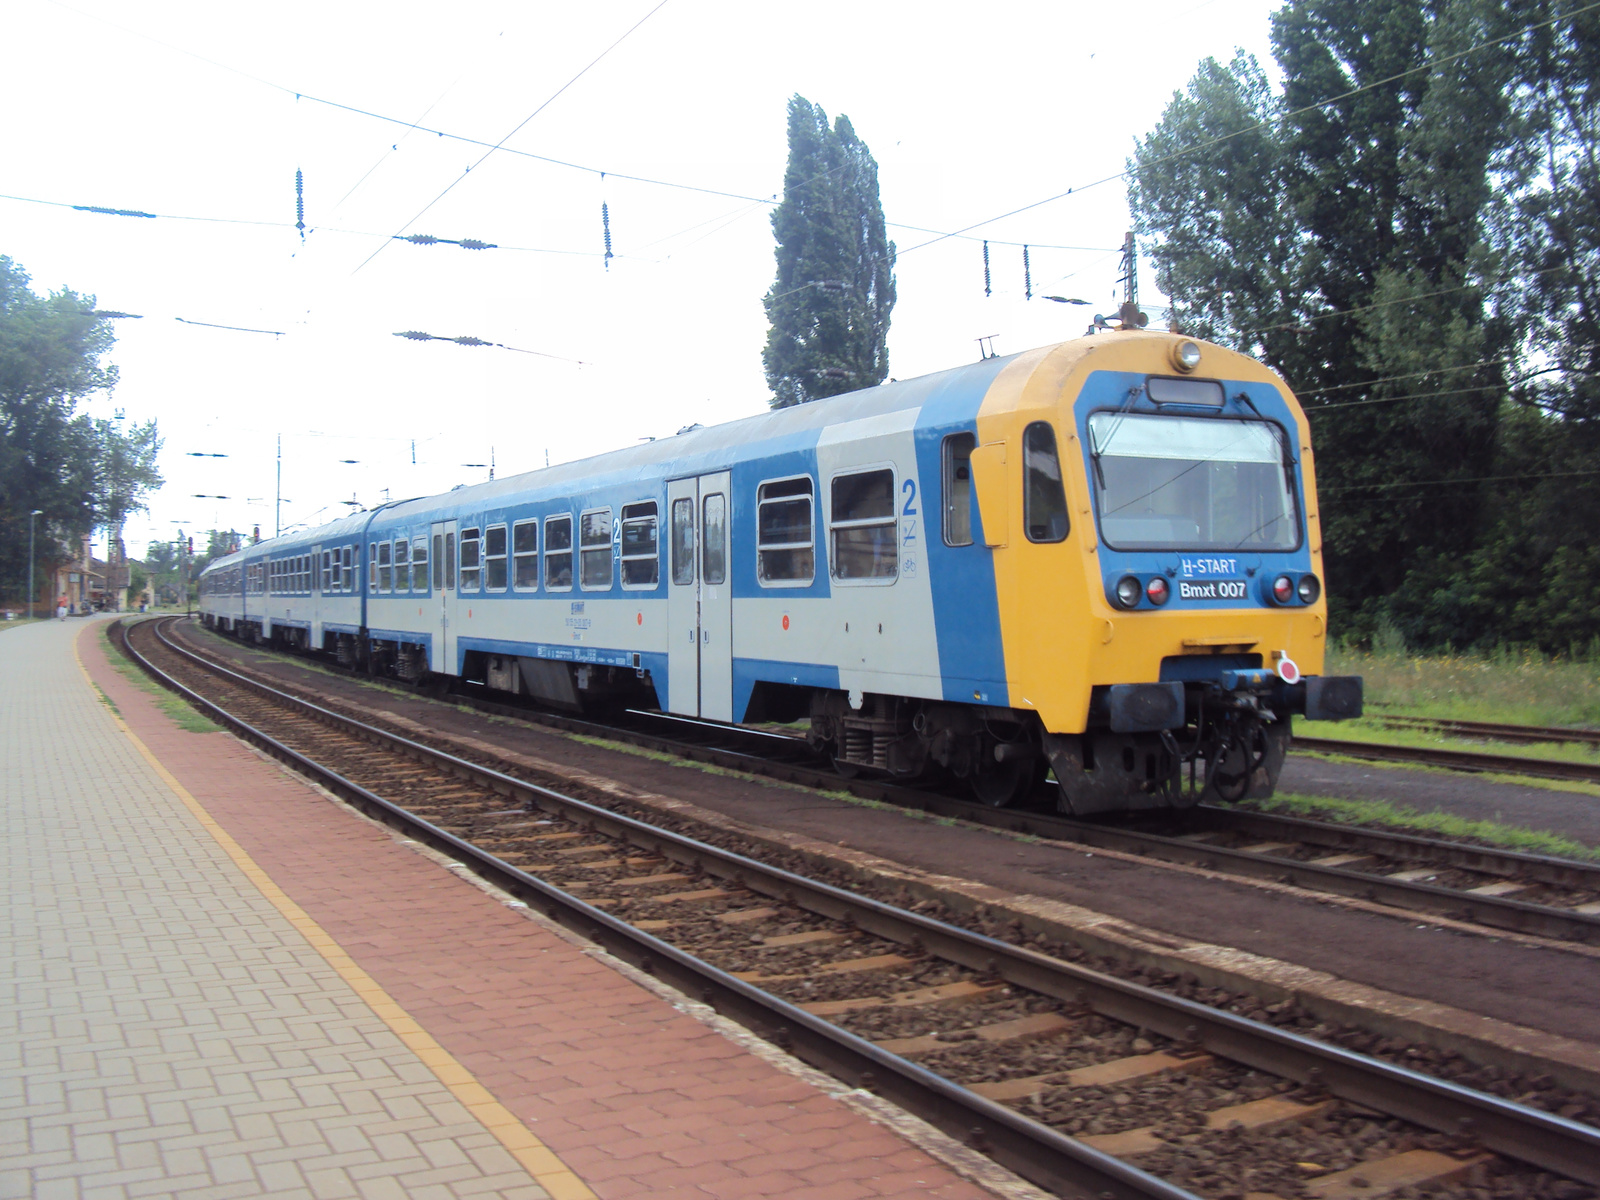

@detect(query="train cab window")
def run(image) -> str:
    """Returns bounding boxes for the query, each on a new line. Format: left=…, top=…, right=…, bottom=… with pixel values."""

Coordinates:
left=432, top=535, right=444, bottom=591
left=513, top=521, right=539, bottom=590
left=1023, top=421, right=1070, bottom=543
left=757, top=477, right=814, bottom=585
left=580, top=508, right=613, bottom=590
left=670, top=499, right=694, bottom=585
left=485, top=525, right=508, bottom=591
left=701, top=493, right=727, bottom=586
left=411, top=538, right=428, bottom=592
left=393, top=539, right=410, bottom=594
left=620, top=502, right=659, bottom=588
left=459, top=527, right=481, bottom=592
left=942, top=433, right=976, bottom=546
left=830, top=468, right=897, bottom=581
left=377, top=541, right=392, bottom=592
left=544, top=515, right=572, bottom=590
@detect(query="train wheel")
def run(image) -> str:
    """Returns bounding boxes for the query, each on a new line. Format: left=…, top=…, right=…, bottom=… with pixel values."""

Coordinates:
left=969, top=757, right=1045, bottom=808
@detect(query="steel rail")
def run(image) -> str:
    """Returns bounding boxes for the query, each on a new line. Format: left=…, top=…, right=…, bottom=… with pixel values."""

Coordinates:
left=165, top=618, right=1600, bottom=945
left=1294, top=735, right=1600, bottom=783
left=125, top=617, right=1600, bottom=1185
left=121, top=618, right=1195, bottom=1200
left=1176, top=805, right=1600, bottom=891
left=1371, top=714, right=1600, bottom=748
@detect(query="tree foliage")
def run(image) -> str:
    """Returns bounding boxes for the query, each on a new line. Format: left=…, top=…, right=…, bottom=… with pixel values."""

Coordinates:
left=0, top=255, right=163, bottom=603
left=1129, top=0, right=1599, bottom=651
left=762, top=95, right=896, bottom=409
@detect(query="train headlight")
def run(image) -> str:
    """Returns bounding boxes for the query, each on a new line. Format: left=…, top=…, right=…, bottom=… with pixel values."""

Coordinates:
left=1271, top=574, right=1295, bottom=605
left=1146, top=577, right=1170, bottom=606
left=1297, top=574, right=1321, bottom=604
left=1170, top=339, right=1203, bottom=373
left=1115, top=575, right=1142, bottom=609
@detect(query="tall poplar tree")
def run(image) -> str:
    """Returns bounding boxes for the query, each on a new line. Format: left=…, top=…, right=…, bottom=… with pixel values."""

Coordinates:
left=762, top=95, right=896, bottom=409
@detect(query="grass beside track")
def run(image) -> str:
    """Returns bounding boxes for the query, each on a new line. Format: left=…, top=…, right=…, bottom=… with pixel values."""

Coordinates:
left=1327, top=640, right=1600, bottom=728
left=109, top=620, right=224, bottom=734
left=1245, top=791, right=1600, bottom=861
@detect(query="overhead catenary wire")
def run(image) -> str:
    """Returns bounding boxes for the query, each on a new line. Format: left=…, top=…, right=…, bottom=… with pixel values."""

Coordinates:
left=1321, top=469, right=1600, bottom=492
left=1295, top=358, right=1508, bottom=397
left=0, top=191, right=614, bottom=257
left=897, top=0, right=1600, bottom=255
left=41, top=1, right=1117, bottom=257
left=351, top=0, right=675, bottom=275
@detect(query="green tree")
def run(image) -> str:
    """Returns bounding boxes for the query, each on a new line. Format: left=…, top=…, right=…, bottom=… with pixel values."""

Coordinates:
left=762, top=95, right=896, bottom=409
left=1128, top=52, right=1300, bottom=361
left=1130, top=0, right=1513, bottom=645
left=0, top=256, right=118, bottom=603
left=92, top=415, right=165, bottom=554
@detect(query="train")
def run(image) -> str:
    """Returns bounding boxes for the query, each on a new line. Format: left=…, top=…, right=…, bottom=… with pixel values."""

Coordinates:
left=198, top=329, right=1362, bottom=814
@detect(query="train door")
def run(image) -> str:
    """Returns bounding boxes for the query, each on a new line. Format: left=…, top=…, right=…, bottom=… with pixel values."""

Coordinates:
left=430, top=520, right=458, bottom=675
left=665, top=472, right=733, bottom=720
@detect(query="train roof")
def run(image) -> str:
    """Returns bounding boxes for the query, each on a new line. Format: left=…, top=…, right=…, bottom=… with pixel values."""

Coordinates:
left=202, top=344, right=1028, bottom=575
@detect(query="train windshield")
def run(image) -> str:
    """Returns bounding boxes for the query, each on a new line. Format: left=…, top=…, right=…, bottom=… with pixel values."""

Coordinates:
left=1087, top=413, right=1299, bottom=551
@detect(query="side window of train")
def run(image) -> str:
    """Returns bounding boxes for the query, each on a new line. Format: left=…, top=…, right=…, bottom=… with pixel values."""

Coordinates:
left=377, top=540, right=393, bottom=593
left=411, top=537, right=428, bottom=592
left=432, top=535, right=444, bottom=592
left=512, top=520, right=538, bottom=591
left=342, top=545, right=353, bottom=592
left=942, top=433, right=976, bottom=546
left=670, top=498, right=694, bottom=586
left=580, top=508, right=613, bottom=590
left=620, top=502, right=659, bottom=588
left=757, top=476, right=815, bottom=585
left=701, top=493, right=727, bottom=585
left=321, top=551, right=331, bottom=592
left=830, top=468, right=897, bottom=581
left=459, top=527, right=481, bottom=591
left=445, top=533, right=456, bottom=589
left=368, top=544, right=378, bottom=593
left=544, top=516, right=572, bottom=590
left=1023, top=421, right=1070, bottom=543
left=393, top=539, right=410, bottom=594
left=485, top=525, right=508, bottom=591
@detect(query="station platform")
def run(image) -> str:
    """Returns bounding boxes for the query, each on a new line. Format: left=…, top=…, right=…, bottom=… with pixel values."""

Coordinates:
left=1, top=617, right=997, bottom=1200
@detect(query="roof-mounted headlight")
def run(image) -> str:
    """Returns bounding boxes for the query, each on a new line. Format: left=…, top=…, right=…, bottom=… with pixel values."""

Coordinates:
left=1170, top=340, right=1203, bottom=373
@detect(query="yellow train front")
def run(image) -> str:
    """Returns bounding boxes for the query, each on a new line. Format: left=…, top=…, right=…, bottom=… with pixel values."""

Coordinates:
left=944, top=329, right=1361, bottom=813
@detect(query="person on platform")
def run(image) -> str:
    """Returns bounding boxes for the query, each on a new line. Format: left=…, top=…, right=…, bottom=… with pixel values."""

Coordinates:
left=56, top=597, right=67, bottom=620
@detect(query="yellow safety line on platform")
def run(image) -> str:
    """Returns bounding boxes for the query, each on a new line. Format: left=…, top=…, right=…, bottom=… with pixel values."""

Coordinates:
left=74, top=623, right=597, bottom=1200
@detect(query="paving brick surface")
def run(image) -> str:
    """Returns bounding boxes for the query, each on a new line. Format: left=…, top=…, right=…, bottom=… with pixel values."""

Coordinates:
left=69, top=620, right=989, bottom=1200
left=1, top=618, right=550, bottom=1200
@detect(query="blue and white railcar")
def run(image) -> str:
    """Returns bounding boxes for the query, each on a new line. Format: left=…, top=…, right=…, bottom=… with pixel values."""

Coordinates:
left=201, top=331, right=1362, bottom=812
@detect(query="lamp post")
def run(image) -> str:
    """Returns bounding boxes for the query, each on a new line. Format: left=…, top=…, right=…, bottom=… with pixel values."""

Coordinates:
left=28, top=510, right=42, bottom=620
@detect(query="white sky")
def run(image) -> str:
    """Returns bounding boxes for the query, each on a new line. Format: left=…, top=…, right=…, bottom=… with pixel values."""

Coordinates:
left=4, top=0, right=1283, bottom=559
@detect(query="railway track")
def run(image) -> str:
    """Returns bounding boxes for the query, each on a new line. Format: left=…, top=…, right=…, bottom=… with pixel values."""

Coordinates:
left=167, top=618, right=1600, bottom=948
left=1369, top=713, right=1600, bottom=750
left=119, top=615, right=1600, bottom=1199
left=1292, top=734, right=1600, bottom=785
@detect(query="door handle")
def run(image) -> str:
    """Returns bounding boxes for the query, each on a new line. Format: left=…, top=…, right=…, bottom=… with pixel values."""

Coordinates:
left=702, top=630, right=710, bottom=644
